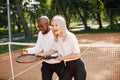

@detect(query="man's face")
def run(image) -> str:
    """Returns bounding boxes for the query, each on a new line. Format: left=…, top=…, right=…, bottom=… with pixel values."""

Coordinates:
left=37, top=20, right=49, bottom=34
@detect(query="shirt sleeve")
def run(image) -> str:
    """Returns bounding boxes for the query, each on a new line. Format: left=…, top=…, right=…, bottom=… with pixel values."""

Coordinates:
left=27, top=32, right=42, bottom=54
left=69, top=34, right=80, bottom=54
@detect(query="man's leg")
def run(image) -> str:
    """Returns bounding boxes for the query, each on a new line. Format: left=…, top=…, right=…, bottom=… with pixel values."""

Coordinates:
left=54, top=61, right=65, bottom=77
left=41, top=62, right=53, bottom=80
left=59, top=67, right=72, bottom=80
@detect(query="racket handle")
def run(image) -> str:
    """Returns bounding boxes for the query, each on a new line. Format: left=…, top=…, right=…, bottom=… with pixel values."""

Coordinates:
left=49, top=56, right=58, bottom=59
left=45, top=56, right=58, bottom=59
left=36, top=55, right=58, bottom=60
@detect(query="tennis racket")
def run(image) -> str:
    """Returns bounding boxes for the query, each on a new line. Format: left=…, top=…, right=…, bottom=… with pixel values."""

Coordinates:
left=16, top=54, right=58, bottom=64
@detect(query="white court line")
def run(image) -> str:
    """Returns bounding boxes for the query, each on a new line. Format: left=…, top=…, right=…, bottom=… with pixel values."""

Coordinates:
left=9, top=61, right=42, bottom=80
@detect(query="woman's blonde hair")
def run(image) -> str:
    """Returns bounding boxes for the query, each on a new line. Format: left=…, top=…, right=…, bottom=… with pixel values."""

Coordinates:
left=51, top=15, right=69, bottom=41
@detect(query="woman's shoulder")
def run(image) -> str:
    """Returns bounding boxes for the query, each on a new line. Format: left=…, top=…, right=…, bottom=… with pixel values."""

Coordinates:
left=67, top=32, right=76, bottom=38
left=67, top=32, right=78, bottom=41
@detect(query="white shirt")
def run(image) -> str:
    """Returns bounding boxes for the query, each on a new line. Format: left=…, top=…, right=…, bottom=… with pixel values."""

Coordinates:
left=26, top=30, right=60, bottom=64
left=52, top=32, right=80, bottom=61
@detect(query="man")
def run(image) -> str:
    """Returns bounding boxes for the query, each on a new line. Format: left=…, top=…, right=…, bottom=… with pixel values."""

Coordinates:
left=23, top=16, right=64, bottom=80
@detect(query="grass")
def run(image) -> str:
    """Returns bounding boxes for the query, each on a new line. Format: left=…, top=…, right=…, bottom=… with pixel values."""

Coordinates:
left=0, top=37, right=37, bottom=54
left=71, top=29, right=120, bottom=34
left=70, top=22, right=120, bottom=34
left=69, top=22, right=83, bottom=29
left=0, top=45, right=26, bottom=54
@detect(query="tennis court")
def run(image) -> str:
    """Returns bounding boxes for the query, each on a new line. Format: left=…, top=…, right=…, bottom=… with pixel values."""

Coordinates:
left=0, top=33, right=120, bottom=80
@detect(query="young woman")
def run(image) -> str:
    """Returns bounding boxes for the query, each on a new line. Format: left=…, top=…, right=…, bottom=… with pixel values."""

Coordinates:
left=38, top=15, right=86, bottom=80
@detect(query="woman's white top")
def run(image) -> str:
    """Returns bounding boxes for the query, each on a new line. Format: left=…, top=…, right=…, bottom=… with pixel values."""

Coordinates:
left=26, top=30, right=60, bottom=64
left=52, top=32, right=80, bottom=61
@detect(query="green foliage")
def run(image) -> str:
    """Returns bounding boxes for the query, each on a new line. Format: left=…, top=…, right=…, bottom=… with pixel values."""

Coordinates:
left=105, top=23, right=120, bottom=30
left=0, top=28, right=8, bottom=36
left=102, top=0, right=120, bottom=28
left=0, top=37, right=37, bottom=54
left=14, top=36, right=37, bottom=43
left=0, top=45, right=26, bottom=54
left=72, top=29, right=120, bottom=34
left=69, top=22, right=83, bottom=28
left=0, top=0, right=120, bottom=43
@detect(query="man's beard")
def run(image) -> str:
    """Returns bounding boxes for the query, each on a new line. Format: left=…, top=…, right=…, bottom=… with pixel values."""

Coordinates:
left=42, top=28, right=50, bottom=34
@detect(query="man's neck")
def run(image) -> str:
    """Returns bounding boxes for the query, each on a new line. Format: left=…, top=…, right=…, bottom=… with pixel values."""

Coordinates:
left=43, top=27, right=50, bottom=34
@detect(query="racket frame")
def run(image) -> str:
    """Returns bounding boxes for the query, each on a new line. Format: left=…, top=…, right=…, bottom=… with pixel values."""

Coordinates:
left=16, top=54, right=39, bottom=64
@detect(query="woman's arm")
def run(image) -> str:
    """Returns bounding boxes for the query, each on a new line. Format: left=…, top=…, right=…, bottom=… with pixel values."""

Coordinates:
left=36, top=49, right=57, bottom=57
left=56, top=53, right=80, bottom=61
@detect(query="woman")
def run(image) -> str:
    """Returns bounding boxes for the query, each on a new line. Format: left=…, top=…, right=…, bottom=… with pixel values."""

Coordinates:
left=38, top=15, right=86, bottom=80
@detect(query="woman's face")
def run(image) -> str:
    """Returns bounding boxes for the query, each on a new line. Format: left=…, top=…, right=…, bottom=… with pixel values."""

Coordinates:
left=51, top=21, right=63, bottom=38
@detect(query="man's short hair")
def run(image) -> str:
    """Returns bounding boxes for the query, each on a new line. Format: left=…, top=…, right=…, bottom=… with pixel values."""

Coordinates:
left=38, top=16, right=49, bottom=22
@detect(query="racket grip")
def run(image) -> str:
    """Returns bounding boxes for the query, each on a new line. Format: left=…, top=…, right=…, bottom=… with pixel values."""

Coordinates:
left=45, top=56, right=58, bottom=59
left=36, top=55, right=58, bottom=60
left=50, top=56, right=58, bottom=59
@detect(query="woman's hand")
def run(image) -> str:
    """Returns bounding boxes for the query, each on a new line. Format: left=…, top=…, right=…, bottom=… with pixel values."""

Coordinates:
left=55, top=56, right=64, bottom=61
left=35, top=53, right=50, bottom=60
left=56, top=53, right=81, bottom=61
left=35, top=52, right=46, bottom=57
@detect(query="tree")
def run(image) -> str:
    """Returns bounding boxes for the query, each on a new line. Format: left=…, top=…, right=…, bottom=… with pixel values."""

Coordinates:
left=74, top=0, right=89, bottom=30
left=51, top=0, right=75, bottom=29
left=89, top=0, right=103, bottom=30
left=14, top=0, right=32, bottom=39
left=23, top=2, right=41, bottom=32
left=0, top=0, right=8, bottom=28
left=102, top=0, right=120, bottom=30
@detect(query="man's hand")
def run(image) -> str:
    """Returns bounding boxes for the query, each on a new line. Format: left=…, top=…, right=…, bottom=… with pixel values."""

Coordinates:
left=36, top=52, right=46, bottom=57
left=35, top=53, right=50, bottom=60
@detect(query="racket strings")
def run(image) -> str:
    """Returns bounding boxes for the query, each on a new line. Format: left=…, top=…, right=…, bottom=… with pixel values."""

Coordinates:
left=16, top=54, right=38, bottom=63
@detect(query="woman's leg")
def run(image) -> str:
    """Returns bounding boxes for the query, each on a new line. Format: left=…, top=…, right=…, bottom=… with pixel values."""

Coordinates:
left=74, top=59, right=86, bottom=80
